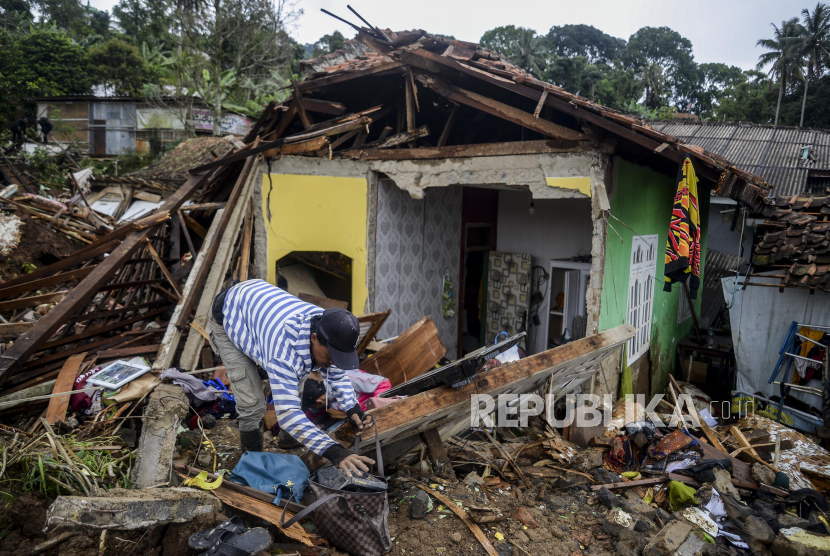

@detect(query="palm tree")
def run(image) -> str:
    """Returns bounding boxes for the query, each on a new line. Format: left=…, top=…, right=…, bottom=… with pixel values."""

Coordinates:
left=509, top=29, right=547, bottom=78
left=635, top=63, right=665, bottom=110
left=757, top=18, right=804, bottom=126
left=796, top=3, right=830, bottom=127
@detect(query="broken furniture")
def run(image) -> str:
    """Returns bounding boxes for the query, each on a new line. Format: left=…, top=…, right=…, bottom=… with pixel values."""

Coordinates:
left=360, top=316, right=446, bottom=386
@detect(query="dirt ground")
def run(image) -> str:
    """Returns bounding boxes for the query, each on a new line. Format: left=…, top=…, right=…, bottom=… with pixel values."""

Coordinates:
left=389, top=480, right=616, bottom=556
left=0, top=212, right=83, bottom=282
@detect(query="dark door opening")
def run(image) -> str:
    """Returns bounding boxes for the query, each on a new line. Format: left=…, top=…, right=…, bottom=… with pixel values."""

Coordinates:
left=458, top=187, right=499, bottom=356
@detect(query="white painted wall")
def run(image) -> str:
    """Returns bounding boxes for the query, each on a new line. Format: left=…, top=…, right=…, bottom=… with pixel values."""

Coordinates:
left=496, top=190, right=594, bottom=354
left=724, top=274, right=830, bottom=398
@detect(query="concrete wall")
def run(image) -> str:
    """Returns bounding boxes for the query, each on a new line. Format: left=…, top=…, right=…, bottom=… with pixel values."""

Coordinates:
left=496, top=190, right=594, bottom=354
left=599, top=157, right=710, bottom=397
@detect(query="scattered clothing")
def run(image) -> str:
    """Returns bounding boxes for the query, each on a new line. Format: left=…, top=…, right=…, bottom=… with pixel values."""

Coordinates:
left=605, top=436, right=638, bottom=472
left=70, top=366, right=104, bottom=415
left=663, top=155, right=702, bottom=298
left=648, top=429, right=697, bottom=459
left=160, top=368, right=218, bottom=405
left=679, top=458, right=733, bottom=484
left=669, top=480, right=699, bottom=511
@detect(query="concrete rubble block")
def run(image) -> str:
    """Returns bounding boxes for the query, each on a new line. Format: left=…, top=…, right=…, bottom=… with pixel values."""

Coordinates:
left=674, top=531, right=707, bottom=556
left=570, top=448, right=604, bottom=472
left=771, top=527, right=830, bottom=556
left=615, top=529, right=647, bottom=556
left=45, top=487, right=221, bottom=531
left=776, top=513, right=812, bottom=529
left=569, top=407, right=607, bottom=447
left=713, top=467, right=740, bottom=498
left=620, top=497, right=658, bottom=521
left=642, top=520, right=693, bottom=556
left=596, top=487, right=619, bottom=510
left=602, top=508, right=635, bottom=536
left=131, top=384, right=190, bottom=489
left=752, top=462, right=777, bottom=486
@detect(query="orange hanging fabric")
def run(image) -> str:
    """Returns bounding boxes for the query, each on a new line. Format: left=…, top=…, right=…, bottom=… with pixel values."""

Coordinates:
left=663, top=156, right=701, bottom=298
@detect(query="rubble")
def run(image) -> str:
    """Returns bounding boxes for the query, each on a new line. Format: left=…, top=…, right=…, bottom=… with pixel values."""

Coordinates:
left=45, top=487, right=221, bottom=530
left=131, top=383, right=190, bottom=489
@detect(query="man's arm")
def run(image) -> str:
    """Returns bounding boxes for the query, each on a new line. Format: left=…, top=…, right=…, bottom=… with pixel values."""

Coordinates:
left=325, top=366, right=363, bottom=421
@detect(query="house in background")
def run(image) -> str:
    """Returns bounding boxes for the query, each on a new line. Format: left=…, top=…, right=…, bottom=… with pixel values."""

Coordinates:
left=35, top=96, right=252, bottom=156
left=242, top=32, right=772, bottom=399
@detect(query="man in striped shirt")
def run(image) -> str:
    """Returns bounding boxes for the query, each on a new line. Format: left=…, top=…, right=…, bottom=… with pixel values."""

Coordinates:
left=208, top=280, right=374, bottom=476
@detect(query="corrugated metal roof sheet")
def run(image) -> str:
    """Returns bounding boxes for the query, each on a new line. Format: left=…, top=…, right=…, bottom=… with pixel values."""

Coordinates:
left=651, top=121, right=830, bottom=197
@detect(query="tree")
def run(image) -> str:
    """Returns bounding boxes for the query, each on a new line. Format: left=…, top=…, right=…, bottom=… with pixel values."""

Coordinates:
left=715, top=70, right=776, bottom=123
left=795, top=3, right=830, bottom=126
left=510, top=28, right=547, bottom=77
left=546, top=24, right=625, bottom=65
left=178, top=0, right=299, bottom=134
left=87, top=38, right=155, bottom=95
left=0, top=28, right=92, bottom=121
left=480, top=25, right=523, bottom=56
left=625, top=27, right=698, bottom=109
left=757, top=18, right=804, bottom=125
left=311, top=30, right=344, bottom=58
left=634, top=62, right=665, bottom=109
left=113, top=0, right=173, bottom=47
left=693, top=63, right=746, bottom=117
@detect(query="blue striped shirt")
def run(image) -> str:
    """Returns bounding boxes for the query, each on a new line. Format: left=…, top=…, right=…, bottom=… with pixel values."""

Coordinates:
left=222, top=280, right=357, bottom=455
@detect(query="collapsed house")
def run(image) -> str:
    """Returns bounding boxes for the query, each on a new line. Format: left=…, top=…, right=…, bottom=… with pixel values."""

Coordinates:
left=1, top=23, right=830, bottom=556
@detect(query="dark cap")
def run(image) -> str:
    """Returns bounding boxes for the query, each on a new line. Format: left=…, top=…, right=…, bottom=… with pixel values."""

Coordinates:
left=316, top=308, right=360, bottom=370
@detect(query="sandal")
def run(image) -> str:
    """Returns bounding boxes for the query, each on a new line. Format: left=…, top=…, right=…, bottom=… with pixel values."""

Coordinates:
left=188, top=516, right=247, bottom=550
left=198, top=528, right=272, bottom=556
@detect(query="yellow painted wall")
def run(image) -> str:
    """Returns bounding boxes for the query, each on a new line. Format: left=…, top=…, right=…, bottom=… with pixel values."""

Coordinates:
left=262, top=174, right=369, bottom=315
left=545, top=176, right=592, bottom=197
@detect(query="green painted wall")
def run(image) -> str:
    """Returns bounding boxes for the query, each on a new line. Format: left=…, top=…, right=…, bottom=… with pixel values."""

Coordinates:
left=599, top=157, right=710, bottom=397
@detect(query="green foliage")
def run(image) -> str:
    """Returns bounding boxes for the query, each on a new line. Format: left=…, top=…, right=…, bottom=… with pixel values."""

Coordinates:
left=113, top=0, right=173, bottom=46
left=311, top=30, right=344, bottom=58
left=25, top=147, right=64, bottom=184
left=480, top=26, right=546, bottom=77
left=87, top=38, right=156, bottom=96
left=0, top=28, right=92, bottom=121
left=546, top=24, right=625, bottom=64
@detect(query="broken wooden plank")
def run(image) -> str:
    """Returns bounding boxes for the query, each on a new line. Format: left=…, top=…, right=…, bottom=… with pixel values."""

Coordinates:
left=342, top=139, right=592, bottom=160
left=415, top=485, right=498, bottom=556
left=668, top=374, right=727, bottom=453
left=0, top=267, right=96, bottom=300
left=178, top=164, right=256, bottom=370
left=356, top=309, right=392, bottom=355
left=417, top=75, right=585, bottom=141
left=145, top=240, right=181, bottom=298
left=300, top=98, right=346, bottom=116
left=533, top=90, right=549, bottom=118
left=0, top=240, right=117, bottom=292
left=360, top=316, right=445, bottom=387
left=259, top=136, right=329, bottom=158
left=590, top=477, right=668, bottom=491
left=153, top=209, right=227, bottom=370
left=98, top=344, right=161, bottom=359
left=296, top=61, right=406, bottom=92
left=366, top=125, right=430, bottom=149
left=0, top=322, right=35, bottom=335
left=176, top=153, right=256, bottom=330
left=291, top=78, right=314, bottom=129
left=336, top=325, right=633, bottom=447
left=0, top=173, right=208, bottom=385
left=730, top=425, right=779, bottom=473
left=437, top=105, right=458, bottom=147
left=239, top=199, right=254, bottom=282
left=483, top=429, right=530, bottom=488
left=44, top=352, right=86, bottom=425
left=283, top=116, right=371, bottom=144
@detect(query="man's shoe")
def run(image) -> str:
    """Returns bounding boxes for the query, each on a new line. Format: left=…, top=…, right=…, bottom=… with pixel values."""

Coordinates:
left=277, top=429, right=303, bottom=450
left=239, top=430, right=263, bottom=452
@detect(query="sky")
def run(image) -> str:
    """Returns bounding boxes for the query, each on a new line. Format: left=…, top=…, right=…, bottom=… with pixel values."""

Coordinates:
left=88, top=0, right=813, bottom=71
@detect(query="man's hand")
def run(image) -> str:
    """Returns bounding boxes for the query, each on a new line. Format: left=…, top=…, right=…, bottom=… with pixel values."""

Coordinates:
left=339, top=453, right=375, bottom=477
left=350, top=413, right=373, bottom=431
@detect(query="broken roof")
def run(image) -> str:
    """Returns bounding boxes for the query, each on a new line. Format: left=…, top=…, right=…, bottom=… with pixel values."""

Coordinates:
left=753, top=192, right=830, bottom=290
left=243, top=28, right=772, bottom=211
left=130, top=136, right=241, bottom=182
left=651, top=120, right=830, bottom=198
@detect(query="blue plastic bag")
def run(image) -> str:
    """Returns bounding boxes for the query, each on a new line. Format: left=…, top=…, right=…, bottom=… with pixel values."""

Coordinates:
left=228, top=452, right=310, bottom=503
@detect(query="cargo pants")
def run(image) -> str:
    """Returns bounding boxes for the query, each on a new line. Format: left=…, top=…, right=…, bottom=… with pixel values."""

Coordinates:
left=207, top=313, right=266, bottom=433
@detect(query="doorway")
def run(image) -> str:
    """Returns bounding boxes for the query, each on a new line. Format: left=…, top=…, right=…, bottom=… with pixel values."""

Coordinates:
left=276, top=251, right=353, bottom=310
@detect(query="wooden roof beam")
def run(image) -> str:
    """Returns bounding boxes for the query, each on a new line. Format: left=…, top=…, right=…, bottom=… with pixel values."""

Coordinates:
left=415, top=72, right=585, bottom=142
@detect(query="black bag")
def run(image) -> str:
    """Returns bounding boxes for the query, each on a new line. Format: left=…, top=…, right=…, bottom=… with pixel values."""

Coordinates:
left=281, top=420, right=392, bottom=556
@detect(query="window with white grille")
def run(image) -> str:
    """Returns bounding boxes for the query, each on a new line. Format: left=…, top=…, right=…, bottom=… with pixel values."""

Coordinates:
left=626, top=235, right=658, bottom=363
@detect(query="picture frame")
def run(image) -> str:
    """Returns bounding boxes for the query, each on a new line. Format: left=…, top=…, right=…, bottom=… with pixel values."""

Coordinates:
left=87, top=359, right=151, bottom=390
